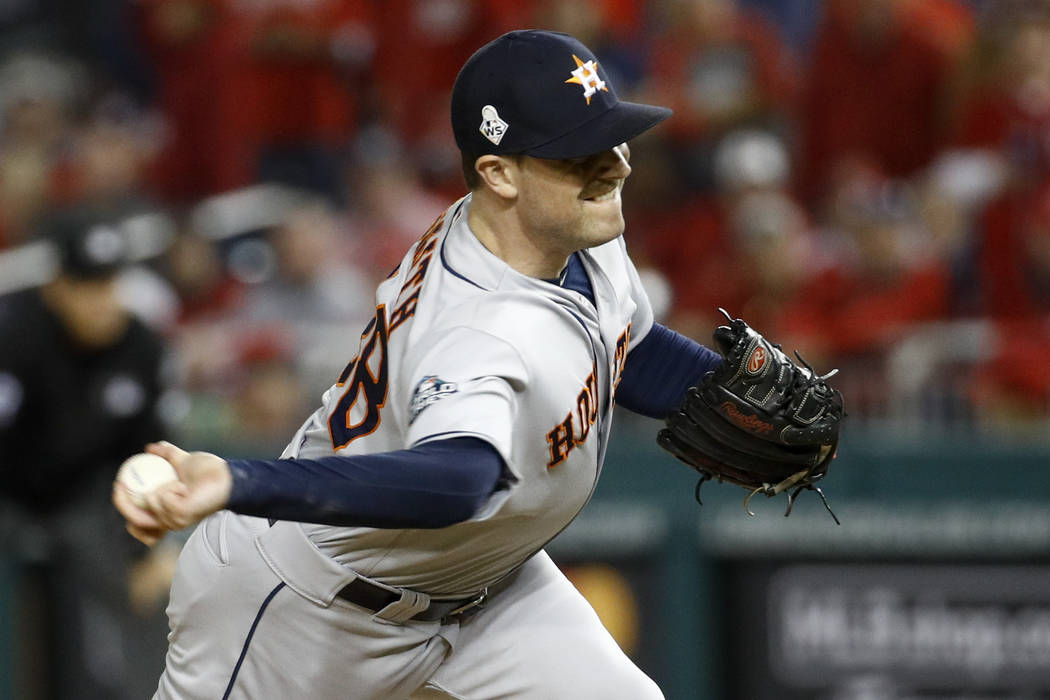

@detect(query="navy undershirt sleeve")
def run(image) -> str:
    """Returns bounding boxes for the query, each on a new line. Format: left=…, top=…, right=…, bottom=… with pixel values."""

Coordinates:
left=226, top=437, right=505, bottom=528
left=616, top=323, right=723, bottom=418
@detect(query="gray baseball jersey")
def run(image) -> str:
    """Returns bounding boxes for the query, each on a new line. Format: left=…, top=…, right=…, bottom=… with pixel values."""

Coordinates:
left=154, top=193, right=665, bottom=700
left=279, top=192, right=654, bottom=596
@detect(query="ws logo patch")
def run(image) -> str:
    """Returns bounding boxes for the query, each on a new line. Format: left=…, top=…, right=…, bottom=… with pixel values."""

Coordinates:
left=409, top=376, right=458, bottom=424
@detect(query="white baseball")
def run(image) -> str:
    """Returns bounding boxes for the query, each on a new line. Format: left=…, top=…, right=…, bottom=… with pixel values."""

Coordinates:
left=117, top=453, right=178, bottom=508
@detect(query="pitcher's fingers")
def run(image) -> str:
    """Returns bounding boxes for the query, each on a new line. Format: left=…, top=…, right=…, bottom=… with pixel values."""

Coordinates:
left=127, top=522, right=163, bottom=547
left=144, top=480, right=189, bottom=509
left=113, top=483, right=163, bottom=529
left=156, top=488, right=196, bottom=531
left=165, top=480, right=190, bottom=499
left=144, top=486, right=199, bottom=531
left=146, top=441, right=189, bottom=465
left=142, top=488, right=182, bottom=531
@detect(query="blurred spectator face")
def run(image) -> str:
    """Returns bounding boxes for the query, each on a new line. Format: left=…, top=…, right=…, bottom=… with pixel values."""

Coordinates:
left=534, top=0, right=604, bottom=44
left=0, top=52, right=80, bottom=150
left=0, top=69, right=76, bottom=244
left=713, top=129, right=791, bottom=198
left=41, top=274, right=129, bottom=348
left=0, top=148, right=51, bottom=243
left=229, top=329, right=307, bottom=445
left=150, top=0, right=214, bottom=44
left=71, top=119, right=154, bottom=202
left=233, top=361, right=306, bottom=440
left=349, top=125, right=429, bottom=221
left=919, top=151, right=1008, bottom=257
left=1024, top=191, right=1050, bottom=282
left=851, top=217, right=910, bottom=278
left=730, top=190, right=809, bottom=293
left=38, top=207, right=134, bottom=345
left=676, top=0, right=760, bottom=122
left=833, top=0, right=901, bottom=43
left=166, top=229, right=224, bottom=302
left=665, top=0, right=735, bottom=41
left=1027, top=223, right=1050, bottom=275
left=1004, top=22, right=1050, bottom=107
left=821, top=156, right=888, bottom=230
left=272, top=203, right=343, bottom=284
left=915, top=181, right=967, bottom=257
left=3, top=97, right=67, bottom=149
left=822, top=158, right=925, bottom=278
left=354, top=157, right=403, bottom=219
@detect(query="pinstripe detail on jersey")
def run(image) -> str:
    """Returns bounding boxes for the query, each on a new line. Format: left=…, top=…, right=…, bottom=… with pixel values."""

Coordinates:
left=440, top=244, right=487, bottom=289
left=222, top=582, right=286, bottom=700
left=438, top=202, right=487, bottom=290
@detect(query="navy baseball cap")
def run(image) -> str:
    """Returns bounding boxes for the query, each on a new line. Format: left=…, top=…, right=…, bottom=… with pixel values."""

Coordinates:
left=451, top=30, right=672, bottom=160
left=41, top=207, right=130, bottom=280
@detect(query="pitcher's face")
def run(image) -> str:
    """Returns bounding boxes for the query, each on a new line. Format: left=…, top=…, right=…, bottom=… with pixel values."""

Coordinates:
left=513, top=143, right=632, bottom=256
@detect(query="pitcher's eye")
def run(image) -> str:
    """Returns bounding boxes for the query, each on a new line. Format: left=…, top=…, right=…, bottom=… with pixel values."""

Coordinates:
left=562, top=154, right=599, bottom=172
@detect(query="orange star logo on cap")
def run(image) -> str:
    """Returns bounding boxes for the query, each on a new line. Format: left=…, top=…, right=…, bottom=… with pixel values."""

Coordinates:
left=565, top=54, right=608, bottom=105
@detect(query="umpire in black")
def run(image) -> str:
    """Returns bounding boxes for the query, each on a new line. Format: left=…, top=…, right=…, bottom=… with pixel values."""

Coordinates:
left=0, top=206, right=173, bottom=699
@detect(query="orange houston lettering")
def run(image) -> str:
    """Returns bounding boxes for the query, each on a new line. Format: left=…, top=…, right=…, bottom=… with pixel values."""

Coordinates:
left=546, top=415, right=575, bottom=468
left=389, top=290, right=420, bottom=333
left=391, top=212, right=443, bottom=328
left=612, top=324, right=631, bottom=390
left=403, top=245, right=434, bottom=289
left=546, top=366, right=600, bottom=468
left=573, top=367, right=600, bottom=445
left=394, top=240, right=434, bottom=310
left=586, top=370, right=599, bottom=423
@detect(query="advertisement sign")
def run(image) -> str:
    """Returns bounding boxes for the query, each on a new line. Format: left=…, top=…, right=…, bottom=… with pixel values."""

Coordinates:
left=725, top=562, right=1050, bottom=699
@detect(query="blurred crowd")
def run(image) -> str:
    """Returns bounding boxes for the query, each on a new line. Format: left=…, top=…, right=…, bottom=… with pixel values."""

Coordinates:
left=2, top=0, right=1050, bottom=696
left=1, top=0, right=1050, bottom=459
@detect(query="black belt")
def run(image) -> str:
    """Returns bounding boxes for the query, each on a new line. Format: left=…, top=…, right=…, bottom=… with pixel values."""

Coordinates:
left=336, top=577, right=493, bottom=623
left=265, top=519, right=512, bottom=623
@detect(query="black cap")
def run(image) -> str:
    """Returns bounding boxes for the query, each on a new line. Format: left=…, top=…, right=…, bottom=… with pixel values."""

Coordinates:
left=451, top=30, right=672, bottom=160
left=42, top=207, right=129, bottom=280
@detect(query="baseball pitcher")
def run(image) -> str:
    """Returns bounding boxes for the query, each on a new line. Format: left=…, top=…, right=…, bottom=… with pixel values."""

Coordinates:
left=114, top=30, right=842, bottom=699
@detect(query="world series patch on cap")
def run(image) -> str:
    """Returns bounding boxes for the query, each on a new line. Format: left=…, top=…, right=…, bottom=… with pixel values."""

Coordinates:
left=451, top=30, right=672, bottom=160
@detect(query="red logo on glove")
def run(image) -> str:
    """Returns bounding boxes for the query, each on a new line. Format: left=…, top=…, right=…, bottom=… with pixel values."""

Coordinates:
left=747, top=346, right=767, bottom=374
left=721, top=401, right=774, bottom=434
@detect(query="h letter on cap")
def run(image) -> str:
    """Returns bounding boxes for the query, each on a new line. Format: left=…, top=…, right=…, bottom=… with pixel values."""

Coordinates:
left=565, top=55, right=607, bottom=105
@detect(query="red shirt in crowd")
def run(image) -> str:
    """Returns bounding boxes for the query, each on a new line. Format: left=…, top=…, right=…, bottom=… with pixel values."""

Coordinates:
left=798, top=0, right=971, bottom=206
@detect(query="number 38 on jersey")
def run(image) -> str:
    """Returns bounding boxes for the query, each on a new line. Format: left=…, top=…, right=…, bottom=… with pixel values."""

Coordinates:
left=328, top=305, right=389, bottom=449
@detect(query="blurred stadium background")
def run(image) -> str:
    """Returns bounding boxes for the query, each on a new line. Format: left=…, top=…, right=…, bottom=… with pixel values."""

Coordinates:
left=2, top=0, right=1050, bottom=698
